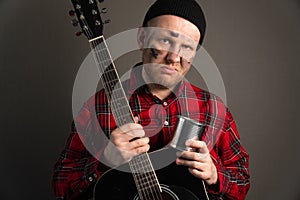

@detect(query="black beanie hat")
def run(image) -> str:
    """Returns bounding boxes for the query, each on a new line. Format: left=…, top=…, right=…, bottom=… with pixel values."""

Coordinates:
left=142, top=0, right=206, bottom=46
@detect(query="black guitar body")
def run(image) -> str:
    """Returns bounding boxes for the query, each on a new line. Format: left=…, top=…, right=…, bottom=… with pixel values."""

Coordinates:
left=94, top=147, right=208, bottom=200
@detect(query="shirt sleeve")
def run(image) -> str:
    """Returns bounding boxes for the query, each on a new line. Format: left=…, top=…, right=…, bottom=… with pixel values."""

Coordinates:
left=52, top=94, right=111, bottom=200
left=206, top=109, right=250, bottom=199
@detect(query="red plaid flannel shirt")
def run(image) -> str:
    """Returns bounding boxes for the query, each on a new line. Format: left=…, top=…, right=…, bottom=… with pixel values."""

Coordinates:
left=52, top=65, right=250, bottom=199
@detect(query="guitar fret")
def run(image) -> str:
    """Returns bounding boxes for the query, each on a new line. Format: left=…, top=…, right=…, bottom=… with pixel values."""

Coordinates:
left=102, top=68, right=117, bottom=75
left=136, top=181, right=159, bottom=192
left=114, top=95, right=127, bottom=103
left=103, top=79, right=119, bottom=89
left=135, top=173, right=158, bottom=185
left=93, top=47, right=109, bottom=54
left=96, top=59, right=112, bottom=69
left=109, top=88, right=127, bottom=100
left=131, top=154, right=155, bottom=171
left=131, top=160, right=153, bottom=173
left=114, top=113, right=133, bottom=125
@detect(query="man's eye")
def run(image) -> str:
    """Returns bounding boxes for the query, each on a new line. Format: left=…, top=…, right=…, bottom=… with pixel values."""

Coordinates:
left=182, top=45, right=192, bottom=51
left=159, top=39, right=170, bottom=44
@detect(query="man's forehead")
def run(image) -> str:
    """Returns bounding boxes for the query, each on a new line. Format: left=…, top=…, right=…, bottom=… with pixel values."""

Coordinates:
left=145, top=15, right=200, bottom=44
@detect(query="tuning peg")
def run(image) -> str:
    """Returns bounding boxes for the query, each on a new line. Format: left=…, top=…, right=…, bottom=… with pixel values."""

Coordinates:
left=69, top=10, right=75, bottom=16
left=75, top=31, right=83, bottom=36
left=104, top=19, right=111, bottom=24
left=71, top=19, right=79, bottom=27
left=101, top=8, right=107, bottom=14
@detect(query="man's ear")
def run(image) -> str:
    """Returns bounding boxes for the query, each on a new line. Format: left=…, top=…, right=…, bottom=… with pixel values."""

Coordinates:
left=137, top=27, right=146, bottom=50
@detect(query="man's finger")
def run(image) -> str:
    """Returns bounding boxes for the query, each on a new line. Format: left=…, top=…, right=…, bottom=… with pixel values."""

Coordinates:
left=186, top=140, right=209, bottom=154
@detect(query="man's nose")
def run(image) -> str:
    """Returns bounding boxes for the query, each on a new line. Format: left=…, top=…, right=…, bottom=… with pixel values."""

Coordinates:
left=166, top=47, right=181, bottom=63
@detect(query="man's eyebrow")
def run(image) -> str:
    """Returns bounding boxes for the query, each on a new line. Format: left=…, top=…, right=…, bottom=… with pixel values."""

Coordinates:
left=168, top=30, right=179, bottom=38
left=159, top=29, right=196, bottom=46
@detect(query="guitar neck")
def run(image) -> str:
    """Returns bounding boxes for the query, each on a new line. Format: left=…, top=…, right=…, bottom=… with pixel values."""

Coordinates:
left=89, top=36, right=135, bottom=126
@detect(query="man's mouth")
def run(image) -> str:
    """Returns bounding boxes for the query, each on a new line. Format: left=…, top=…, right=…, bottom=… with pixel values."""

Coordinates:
left=160, top=66, right=178, bottom=74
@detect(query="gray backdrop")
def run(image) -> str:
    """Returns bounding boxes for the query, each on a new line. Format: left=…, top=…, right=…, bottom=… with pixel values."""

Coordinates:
left=0, top=0, right=299, bottom=199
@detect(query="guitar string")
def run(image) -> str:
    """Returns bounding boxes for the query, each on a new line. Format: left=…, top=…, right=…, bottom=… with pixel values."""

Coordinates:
left=86, top=29, right=126, bottom=126
left=99, top=38, right=134, bottom=126
left=129, top=159, right=148, bottom=200
left=91, top=40, right=128, bottom=133
left=133, top=154, right=160, bottom=200
left=133, top=155, right=155, bottom=200
left=142, top=153, right=163, bottom=200
left=133, top=153, right=164, bottom=200
left=131, top=154, right=156, bottom=200
left=143, top=153, right=163, bottom=198
left=131, top=154, right=160, bottom=200
left=95, top=38, right=134, bottom=126
left=92, top=38, right=133, bottom=127
left=142, top=154, right=163, bottom=200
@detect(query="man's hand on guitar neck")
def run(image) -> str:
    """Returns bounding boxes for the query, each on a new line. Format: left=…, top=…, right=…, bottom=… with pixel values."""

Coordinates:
left=175, top=140, right=218, bottom=186
left=103, top=117, right=150, bottom=167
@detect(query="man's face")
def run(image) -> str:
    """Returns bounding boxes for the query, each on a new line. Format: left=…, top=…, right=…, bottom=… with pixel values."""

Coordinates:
left=138, top=15, right=201, bottom=90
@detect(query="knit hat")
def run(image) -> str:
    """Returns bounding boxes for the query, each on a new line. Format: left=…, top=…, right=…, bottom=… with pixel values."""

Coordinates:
left=142, top=0, right=206, bottom=46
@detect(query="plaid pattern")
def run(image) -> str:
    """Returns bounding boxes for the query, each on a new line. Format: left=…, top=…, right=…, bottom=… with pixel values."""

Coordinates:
left=52, top=65, right=250, bottom=199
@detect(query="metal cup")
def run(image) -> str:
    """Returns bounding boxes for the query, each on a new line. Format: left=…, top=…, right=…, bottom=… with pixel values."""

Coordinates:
left=169, top=116, right=206, bottom=151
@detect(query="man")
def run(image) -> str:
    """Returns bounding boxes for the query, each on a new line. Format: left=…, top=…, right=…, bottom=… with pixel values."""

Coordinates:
left=52, top=0, right=250, bottom=199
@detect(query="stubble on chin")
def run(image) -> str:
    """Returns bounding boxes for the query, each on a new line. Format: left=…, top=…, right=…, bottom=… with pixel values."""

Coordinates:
left=142, top=64, right=184, bottom=90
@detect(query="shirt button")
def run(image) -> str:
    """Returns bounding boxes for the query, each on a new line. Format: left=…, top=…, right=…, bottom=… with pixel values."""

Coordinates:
left=163, top=102, right=168, bottom=106
left=93, top=173, right=97, bottom=178
left=88, top=177, right=93, bottom=182
left=164, top=121, right=169, bottom=126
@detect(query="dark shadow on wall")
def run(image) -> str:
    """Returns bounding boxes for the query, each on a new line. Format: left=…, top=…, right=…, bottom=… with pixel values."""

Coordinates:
left=297, top=0, right=300, bottom=7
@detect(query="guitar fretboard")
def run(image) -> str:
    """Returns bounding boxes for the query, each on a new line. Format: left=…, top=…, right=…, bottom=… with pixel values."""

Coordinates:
left=89, top=36, right=134, bottom=126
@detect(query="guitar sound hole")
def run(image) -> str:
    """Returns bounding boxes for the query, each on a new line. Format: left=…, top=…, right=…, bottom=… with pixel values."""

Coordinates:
left=133, top=185, right=179, bottom=200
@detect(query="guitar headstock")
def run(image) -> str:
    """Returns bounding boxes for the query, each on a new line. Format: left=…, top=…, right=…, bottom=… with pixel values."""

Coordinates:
left=69, top=0, right=106, bottom=40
